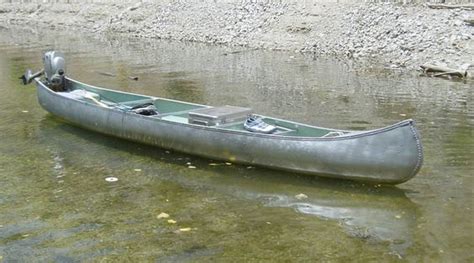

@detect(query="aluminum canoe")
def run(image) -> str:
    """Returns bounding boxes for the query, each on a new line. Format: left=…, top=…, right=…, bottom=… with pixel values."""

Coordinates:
left=34, top=78, right=423, bottom=184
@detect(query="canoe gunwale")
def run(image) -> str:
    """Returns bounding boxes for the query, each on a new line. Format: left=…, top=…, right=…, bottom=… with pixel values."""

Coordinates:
left=38, top=78, right=420, bottom=142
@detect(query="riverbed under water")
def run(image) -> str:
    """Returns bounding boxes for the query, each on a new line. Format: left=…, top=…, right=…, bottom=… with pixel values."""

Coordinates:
left=0, top=27, right=472, bottom=262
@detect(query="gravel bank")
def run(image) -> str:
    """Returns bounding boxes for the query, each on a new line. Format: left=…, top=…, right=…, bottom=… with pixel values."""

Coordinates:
left=1, top=1, right=473, bottom=72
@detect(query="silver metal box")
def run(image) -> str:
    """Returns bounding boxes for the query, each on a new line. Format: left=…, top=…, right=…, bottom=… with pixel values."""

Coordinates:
left=188, top=105, right=252, bottom=126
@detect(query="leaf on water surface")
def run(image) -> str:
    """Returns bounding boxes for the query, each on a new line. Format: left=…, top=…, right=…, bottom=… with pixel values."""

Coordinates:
left=105, top=177, right=118, bottom=182
left=157, top=212, right=170, bottom=219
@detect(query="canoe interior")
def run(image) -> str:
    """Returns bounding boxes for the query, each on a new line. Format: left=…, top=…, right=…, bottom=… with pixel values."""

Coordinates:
left=65, top=80, right=341, bottom=138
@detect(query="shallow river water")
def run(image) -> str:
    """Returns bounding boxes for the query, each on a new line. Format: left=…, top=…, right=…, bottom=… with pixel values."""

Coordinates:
left=0, top=28, right=472, bottom=262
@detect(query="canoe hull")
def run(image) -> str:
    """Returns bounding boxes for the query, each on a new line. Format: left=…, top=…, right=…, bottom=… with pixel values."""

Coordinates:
left=36, top=79, right=423, bottom=184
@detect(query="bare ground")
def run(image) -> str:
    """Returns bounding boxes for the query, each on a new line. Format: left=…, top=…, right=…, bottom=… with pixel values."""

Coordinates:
left=1, top=1, right=473, bottom=73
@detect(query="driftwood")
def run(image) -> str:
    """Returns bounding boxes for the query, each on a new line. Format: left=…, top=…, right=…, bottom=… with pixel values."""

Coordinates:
left=96, top=71, right=138, bottom=81
left=427, top=3, right=474, bottom=10
left=222, top=48, right=258, bottom=56
left=420, top=64, right=468, bottom=78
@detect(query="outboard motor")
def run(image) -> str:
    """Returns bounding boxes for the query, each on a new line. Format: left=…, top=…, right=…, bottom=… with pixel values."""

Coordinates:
left=43, top=51, right=66, bottom=91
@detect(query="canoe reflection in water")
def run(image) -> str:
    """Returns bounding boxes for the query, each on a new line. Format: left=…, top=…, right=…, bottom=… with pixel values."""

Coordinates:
left=245, top=184, right=417, bottom=258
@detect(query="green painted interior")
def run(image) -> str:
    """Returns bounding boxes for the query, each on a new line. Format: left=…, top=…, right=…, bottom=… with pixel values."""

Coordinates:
left=265, top=118, right=331, bottom=137
left=68, top=81, right=333, bottom=137
left=73, top=82, right=149, bottom=102
left=153, top=99, right=205, bottom=114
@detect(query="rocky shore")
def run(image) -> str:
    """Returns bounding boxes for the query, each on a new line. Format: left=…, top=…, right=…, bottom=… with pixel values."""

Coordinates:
left=1, top=1, right=473, bottom=73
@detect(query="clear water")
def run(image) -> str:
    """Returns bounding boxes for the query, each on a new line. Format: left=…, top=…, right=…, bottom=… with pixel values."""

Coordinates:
left=0, top=27, right=472, bottom=262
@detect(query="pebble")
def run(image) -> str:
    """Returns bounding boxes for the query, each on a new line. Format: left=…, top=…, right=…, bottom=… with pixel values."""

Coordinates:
left=295, top=193, right=308, bottom=200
